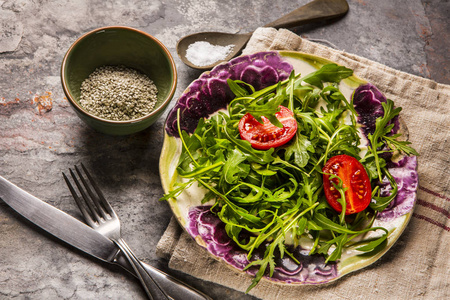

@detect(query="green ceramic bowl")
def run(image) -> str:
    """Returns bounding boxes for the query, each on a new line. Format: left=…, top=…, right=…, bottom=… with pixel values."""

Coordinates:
left=61, top=26, right=177, bottom=135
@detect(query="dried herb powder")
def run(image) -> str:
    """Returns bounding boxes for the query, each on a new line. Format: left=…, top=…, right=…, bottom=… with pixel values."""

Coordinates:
left=80, top=65, right=158, bottom=121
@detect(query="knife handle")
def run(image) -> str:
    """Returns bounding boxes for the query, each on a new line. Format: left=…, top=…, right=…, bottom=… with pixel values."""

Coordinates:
left=114, top=250, right=212, bottom=300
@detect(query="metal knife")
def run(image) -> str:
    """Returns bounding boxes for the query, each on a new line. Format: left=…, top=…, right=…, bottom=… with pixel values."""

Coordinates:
left=0, top=175, right=211, bottom=300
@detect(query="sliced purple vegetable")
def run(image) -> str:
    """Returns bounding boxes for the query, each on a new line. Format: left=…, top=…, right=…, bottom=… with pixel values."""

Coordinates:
left=165, top=52, right=293, bottom=137
left=185, top=95, right=208, bottom=118
left=377, top=155, right=418, bottom=221
left=274, top=256, right=303, bottom=276
left=352, top=83, right=418, bottom=219
left=223, top=250, right=250, bottom=270
left=353, top=83, right=399, bottom=136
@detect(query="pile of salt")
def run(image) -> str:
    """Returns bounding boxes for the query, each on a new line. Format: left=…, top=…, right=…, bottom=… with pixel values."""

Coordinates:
left=185, top=41, right=234, bottom=67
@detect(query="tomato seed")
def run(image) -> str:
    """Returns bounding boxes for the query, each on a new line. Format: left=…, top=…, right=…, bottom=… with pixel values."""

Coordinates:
left=251, top=128, right=288, bottom=143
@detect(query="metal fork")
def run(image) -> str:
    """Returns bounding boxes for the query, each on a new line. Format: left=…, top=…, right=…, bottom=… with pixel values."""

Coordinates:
left=63, top=164, right=170, bottom=300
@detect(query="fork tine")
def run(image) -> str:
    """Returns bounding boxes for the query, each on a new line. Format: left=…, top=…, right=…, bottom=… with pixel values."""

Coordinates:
left=68, top=167, right=103, bottom=225
left=74, top=165, right=109, bottom=220
left=80, top=163, right=116, bottom=218
left=62, top=171, right=97, bottom=227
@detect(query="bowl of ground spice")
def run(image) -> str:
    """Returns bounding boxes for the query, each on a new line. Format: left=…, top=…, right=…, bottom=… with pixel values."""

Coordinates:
left=61, top=26, right=177, bottom=135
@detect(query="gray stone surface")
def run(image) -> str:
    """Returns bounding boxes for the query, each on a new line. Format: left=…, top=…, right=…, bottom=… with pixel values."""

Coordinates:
left=0, top=0, right=448, bottom=299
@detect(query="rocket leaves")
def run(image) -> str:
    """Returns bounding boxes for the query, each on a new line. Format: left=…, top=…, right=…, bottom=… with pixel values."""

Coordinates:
left=301, top=63, right=353, bottom=89
left=162, top=64, right=417, bottom=292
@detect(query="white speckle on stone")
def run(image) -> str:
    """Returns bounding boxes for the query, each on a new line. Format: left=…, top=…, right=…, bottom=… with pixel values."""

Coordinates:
left=45, top=76, right=60, bottom=87
left=0, top=9, right=23, bottom=53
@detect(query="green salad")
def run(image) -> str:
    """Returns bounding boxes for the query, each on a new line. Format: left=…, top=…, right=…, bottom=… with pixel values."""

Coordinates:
left=162, top=64, right=418, bottom=291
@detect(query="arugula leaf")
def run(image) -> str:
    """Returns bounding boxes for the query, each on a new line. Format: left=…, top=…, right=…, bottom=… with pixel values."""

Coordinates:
left=313, top=213, right=358, bottom=234
left=242, top=92, right=284, bottom=128
left=178, top=161, right=224, bottom=178
left=222, top=149, right=250, bottom=184
left=223, top=124, right=275, bottom=164
left=326, top=233, right=347, bottom=262
left=362, top=156, right=386, bottom=181
left=384, top=134, right=419, bottom=156
left=159, top=180, right=194, bottom=201
left=370, top=169, right=398, bottom=211
left=367, top=99, right=402, bottom=181
left=297, top=217, right=308, bottom=236
left=356, top=234, right=388, bottom=252
left=227, top=78, right=253, bottom=97
left=283, top=131, right=314, bottom=168
left=244, top=249, right=272, bottom=292
left=300, top=64, right=353, bottom=89
left=250, top=163, right=278, bottom=176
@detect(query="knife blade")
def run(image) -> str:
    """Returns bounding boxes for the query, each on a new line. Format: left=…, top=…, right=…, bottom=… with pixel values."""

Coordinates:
left=0, top=175, right=211, bottom=300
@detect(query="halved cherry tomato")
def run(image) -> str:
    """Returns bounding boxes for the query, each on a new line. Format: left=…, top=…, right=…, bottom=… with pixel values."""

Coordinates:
left=238, top=106, right=297, bottom=150
left=322, top=154, right=372, bottom=215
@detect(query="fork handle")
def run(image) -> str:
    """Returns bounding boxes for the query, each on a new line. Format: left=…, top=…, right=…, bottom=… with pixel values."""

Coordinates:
left=114, top=250, right=212, bottom=300
left=115, top=239, right=170, bottom=300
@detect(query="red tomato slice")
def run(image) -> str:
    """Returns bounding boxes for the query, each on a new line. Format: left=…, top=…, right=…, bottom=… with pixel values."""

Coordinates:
left=238, top=106, right=297, bottom=150
left=322, top=154, right=372, bottom=215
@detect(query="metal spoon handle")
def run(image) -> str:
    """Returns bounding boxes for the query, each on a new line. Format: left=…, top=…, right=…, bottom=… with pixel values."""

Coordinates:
left=264, top=0, right=349, bottom=29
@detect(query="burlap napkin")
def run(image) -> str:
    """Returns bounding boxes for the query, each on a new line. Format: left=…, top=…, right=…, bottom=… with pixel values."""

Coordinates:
left=157, top=28, right=450, bottom=299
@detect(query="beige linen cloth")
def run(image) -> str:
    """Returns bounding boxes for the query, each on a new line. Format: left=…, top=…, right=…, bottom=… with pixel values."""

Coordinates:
left=157, top=28, right=450, bottom=299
